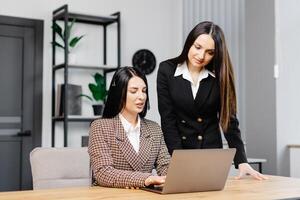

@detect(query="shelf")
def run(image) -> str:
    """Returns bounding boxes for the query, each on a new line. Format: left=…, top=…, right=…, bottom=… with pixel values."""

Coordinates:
left=53, top=64, right=119, bottom=72
left=53, top=12, right=119, bottom=25
left=51, top=4, right=121, bottom=147
left=53, top=116, right=101, bottom=122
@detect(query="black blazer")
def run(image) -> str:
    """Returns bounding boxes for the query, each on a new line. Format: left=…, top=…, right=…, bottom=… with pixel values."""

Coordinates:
left=157, top=60, right=247, bottom=167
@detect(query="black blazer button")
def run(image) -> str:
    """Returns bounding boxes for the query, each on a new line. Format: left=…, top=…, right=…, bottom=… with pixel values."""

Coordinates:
left=182, top=136, right=187, bottom=140
left=181, top=120, right=186, bottom=123
left=197, top=117, right=203, bottom=122
left=197, top=135, right=203, bottom=140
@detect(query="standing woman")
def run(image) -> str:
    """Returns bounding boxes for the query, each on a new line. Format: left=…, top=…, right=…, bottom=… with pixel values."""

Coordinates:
left=157, top=21, right=266, bottom=180
left=89, top=67, right=170, bottom=188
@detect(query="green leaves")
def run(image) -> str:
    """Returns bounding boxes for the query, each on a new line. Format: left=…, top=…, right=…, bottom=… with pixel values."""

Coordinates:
left=52, top=22, right=63, bottom=39
left=95, top=73, right=105, bottom=85
left=79, top=94, right=93, bottom=101
left=66, top=18, right=75, bottom=39
left=81, top=73, right=107, bottom=103
left=69, top=35, right=84, bottom=48
left=52, top=18, right=84, bottom=51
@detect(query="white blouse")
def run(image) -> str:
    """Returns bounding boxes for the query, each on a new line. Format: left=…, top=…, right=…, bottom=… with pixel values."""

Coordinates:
left=119, top=114, right=141, bottom=153
left=174, top=61, right=215, bottom=99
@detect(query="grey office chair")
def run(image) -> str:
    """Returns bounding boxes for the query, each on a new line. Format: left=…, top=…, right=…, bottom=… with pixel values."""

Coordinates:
left=30, top=147, right=91, bottom=190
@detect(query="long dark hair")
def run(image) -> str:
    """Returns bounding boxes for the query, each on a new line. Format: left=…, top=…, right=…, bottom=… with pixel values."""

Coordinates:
left=170, top=21, right=237, bottom=132
left=102, top=66, right=149, bottom=118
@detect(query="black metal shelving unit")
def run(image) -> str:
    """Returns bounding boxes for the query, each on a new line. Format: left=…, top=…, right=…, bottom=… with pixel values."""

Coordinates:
left=51, top=4, right=121, bottom=147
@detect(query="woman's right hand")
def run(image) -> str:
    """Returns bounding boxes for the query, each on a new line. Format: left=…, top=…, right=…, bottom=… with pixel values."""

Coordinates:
left=144, top=175, right=166, bottom=186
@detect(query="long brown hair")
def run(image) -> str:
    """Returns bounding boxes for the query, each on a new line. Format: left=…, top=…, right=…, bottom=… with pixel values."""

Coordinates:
left=170, top=21, right=237, bottom=132
left=219, top=35, right=237, bottom=132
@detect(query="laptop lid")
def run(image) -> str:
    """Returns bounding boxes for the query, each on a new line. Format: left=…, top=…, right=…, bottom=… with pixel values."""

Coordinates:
left=144, top=148, right=236, bottom=194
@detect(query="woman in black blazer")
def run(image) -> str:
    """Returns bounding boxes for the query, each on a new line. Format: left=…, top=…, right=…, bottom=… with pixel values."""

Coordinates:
left=157, top=21, right=266, bottom=180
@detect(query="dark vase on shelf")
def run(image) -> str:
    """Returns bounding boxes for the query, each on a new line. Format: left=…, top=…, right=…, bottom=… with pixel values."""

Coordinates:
left=92, top=104, right=103, bottom=116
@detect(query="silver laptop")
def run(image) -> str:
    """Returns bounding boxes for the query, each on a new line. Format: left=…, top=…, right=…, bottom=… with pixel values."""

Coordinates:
left=142, top=148, right=236, bottom=194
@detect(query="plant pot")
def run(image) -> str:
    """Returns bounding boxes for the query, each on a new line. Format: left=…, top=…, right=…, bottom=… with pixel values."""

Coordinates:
left=92, top=104, right=103, bottom=116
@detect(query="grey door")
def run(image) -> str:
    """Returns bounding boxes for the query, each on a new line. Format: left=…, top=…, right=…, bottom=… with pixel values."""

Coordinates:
left=0, top=16, right=43, bottom=191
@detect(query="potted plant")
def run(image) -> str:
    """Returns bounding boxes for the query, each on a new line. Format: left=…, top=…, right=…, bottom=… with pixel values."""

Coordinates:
left=52, top=19, right=84, bottom=63
left=80, top=73, right=108, bottom=115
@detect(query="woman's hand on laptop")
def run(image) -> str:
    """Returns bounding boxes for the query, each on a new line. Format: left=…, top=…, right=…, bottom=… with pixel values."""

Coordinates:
left=144, top=176, right=166, bottom=186
left=236, top=163, right=268, bottom=180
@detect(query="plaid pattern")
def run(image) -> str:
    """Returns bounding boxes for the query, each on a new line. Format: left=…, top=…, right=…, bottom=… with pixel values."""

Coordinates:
left=88, top=116, right=170, bottom=188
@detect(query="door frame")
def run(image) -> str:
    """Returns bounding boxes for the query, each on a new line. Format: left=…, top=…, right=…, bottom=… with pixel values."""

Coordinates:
left=0, top=15, right=43, bottom=148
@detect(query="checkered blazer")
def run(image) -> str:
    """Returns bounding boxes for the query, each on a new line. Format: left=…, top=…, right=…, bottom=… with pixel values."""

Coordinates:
left=88, top=116, right=170, bottom=188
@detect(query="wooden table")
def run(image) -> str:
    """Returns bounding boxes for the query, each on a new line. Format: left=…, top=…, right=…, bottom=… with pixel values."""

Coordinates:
left=1, top=175, right=300, bottom=200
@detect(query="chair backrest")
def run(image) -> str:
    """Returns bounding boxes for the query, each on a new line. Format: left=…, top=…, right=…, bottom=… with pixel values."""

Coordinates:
left=81, top=136, right=89, bottom=147
left=30, top=147, right=91, bottom=190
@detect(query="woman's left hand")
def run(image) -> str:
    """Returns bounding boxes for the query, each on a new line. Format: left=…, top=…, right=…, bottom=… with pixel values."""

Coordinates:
left=235, top=163, right=268, bottom=180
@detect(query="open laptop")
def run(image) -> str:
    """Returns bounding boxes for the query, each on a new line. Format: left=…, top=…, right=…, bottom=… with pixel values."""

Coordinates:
left=142, top=148, right=236, bottom=194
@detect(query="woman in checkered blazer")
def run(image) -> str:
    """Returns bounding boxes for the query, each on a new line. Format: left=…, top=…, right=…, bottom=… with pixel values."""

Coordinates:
left=88, top=67, right=170, bottom=188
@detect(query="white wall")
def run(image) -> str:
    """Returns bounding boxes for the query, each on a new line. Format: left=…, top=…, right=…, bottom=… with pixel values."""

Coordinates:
left=244, top=0, right=300, bottom=176
left=244, top=0, right=277, bottom=174
left=275, top=0, right=300, bottom=176
left=0, top=0, right=183, bottom=147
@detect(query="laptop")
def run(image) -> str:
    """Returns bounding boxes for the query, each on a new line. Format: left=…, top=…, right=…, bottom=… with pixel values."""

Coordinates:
left=142, top=148, right=236, bottom=194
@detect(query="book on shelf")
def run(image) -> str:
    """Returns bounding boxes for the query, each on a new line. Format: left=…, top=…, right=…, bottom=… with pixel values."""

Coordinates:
left=55, top=84, right=82, bottom=116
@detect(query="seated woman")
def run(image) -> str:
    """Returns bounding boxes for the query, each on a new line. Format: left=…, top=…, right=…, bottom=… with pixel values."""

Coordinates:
left=88, top=67, right=170, bottom=188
